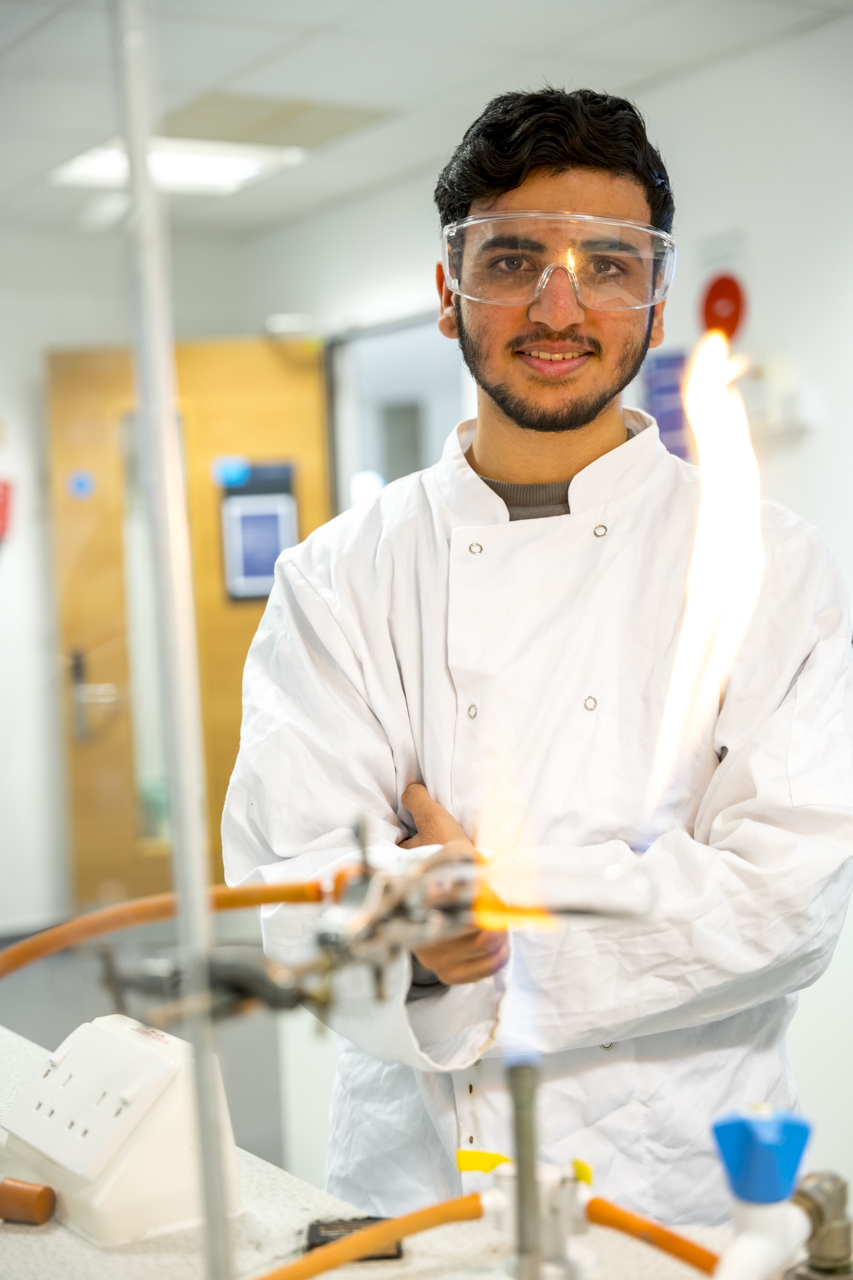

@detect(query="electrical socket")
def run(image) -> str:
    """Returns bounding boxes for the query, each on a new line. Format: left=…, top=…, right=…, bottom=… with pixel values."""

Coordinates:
left=0, top=1015, right=241, bottom=1245
left=2, top=1021, right=177, bottom=1182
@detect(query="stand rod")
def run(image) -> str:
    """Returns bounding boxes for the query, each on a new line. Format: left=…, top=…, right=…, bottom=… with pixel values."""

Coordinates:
left=111, top=4, right=231, bottom=1275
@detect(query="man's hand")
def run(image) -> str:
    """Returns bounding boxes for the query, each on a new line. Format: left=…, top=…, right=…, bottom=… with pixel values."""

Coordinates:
left=400, top=783, right=510, bottom=985
left=399, top=782, right=473, bottom=850
left=412, top=926, right=509, bottom=986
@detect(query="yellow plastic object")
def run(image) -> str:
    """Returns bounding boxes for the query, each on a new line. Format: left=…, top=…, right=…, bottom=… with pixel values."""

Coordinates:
left=457, top=1149, right=511, bottom=1173
left=456, top=1151, right=592, bottom=1180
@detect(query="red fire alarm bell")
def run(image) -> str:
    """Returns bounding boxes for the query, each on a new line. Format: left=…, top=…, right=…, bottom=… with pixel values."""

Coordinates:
left=0, top=480, right=12, bottom=542
left=701, top=274, right=745, bottom=340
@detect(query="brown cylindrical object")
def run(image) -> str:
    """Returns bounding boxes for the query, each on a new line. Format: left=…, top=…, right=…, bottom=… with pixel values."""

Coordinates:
left=586, top=1196, right=719, bottom=1274
left=0, top=1177, right=56, bottom=1225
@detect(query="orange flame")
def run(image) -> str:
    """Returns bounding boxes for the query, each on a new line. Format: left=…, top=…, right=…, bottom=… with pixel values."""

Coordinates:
left=472, top=879, right=558, bottom=933
left=471, top=762, right=557, bottom=932
left=644, top=331, right=764, bottom=819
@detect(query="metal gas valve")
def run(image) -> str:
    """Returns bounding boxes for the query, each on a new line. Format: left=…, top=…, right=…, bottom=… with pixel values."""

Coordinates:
left=788, top=1172, right=853, bottom=1279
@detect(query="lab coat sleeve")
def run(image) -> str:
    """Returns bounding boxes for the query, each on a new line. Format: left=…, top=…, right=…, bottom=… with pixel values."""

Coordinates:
left=222, top=546, right=406, bottom=870
left=423, top=525, right=853, bottom=1061
left=221, top=545, right=407, bottom=967
left=222, top=551, right=507, bottom=1069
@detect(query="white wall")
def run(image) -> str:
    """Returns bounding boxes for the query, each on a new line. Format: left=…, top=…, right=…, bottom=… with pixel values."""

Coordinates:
left=0, top=224, right=244, bottom=934
left=277, top=1009, right=339, bottom=1187
left=241, top=170, right=441, bottom=337
left=340, top=320, right=467, bottom=507
left=636, top=15, right=853, bottom=589
left=240, top=14, right=853, bottom=1188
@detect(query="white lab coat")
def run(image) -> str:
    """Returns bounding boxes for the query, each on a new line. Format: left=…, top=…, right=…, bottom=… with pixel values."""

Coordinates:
left=222, top=412, right=853, bottom=1226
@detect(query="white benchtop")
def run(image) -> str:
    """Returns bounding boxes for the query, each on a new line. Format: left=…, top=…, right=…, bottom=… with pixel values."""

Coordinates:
left=0, top=1022, right=727, bottom=1279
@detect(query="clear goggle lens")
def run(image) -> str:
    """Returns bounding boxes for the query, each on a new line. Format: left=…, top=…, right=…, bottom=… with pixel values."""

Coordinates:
left=442, top=212, right=677, bottom=311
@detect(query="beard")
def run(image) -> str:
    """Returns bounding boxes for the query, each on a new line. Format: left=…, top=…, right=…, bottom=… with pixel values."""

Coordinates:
left=456, top=301, right=654, bottom=434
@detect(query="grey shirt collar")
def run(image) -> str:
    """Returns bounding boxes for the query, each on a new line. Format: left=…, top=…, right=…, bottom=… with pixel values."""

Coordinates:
left=479, top=423, right=639, bottom=522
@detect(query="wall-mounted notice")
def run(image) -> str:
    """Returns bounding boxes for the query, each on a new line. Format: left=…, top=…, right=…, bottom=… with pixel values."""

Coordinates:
left=216, top=461, right=298, bottom=599
left=643, top=351, right=690, bottom=460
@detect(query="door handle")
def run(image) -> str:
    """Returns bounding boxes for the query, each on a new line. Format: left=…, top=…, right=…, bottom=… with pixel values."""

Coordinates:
left=70, top=649, right=119, bottom=741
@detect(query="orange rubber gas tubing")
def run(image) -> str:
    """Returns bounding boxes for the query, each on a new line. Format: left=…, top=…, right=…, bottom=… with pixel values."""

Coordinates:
left=0, top=883, right=322, bottom=980
left=587, top=1196, right=719, bottom=1273
left=252, top=1194, right=484, bottom=1280
left=247, top=1192, right=719, bottom=1280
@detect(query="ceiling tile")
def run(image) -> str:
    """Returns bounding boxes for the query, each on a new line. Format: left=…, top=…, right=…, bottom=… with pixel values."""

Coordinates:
left=753, top=0, right=853, bottom=9
left=232, top=29, right=507, bottom=109
left=152, top=0, right=372, bottom=29
left=149, top=11, right=301, bottom=94
left=0, top=6, right=112, bottom=79
left=1, top=0, right=850, bottom=235
left=0, top=180, right=108, bottom=228
left=0, top=2, right=65, bottom=55
left=0, top=133, right=91, bottom=199
left=432, top=55, right=653, bottom=114
left=565, top=0, right=834, bottom=73
left=343, top=0, right=672, bottom=56
left=0, top=75, right=117, bottom=137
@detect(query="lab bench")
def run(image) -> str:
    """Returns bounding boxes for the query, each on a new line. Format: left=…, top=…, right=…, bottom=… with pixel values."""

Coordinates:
left=0, top=1023, right=727, bottom=1279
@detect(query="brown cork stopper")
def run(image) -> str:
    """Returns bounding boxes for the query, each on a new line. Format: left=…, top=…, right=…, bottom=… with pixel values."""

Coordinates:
left=0, top=1177, right=56, bottom=1225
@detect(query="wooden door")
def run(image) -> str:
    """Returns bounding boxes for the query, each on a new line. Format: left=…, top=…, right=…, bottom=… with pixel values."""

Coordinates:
left=47, top=349, right=168, bottom=905
left=47, top=338, right=331, bottom=905
left=176, top=338, right=331, bottom=873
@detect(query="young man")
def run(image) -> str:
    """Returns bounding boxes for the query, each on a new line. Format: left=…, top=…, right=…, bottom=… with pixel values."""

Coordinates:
left=223, top=89, right=853, bottom=1225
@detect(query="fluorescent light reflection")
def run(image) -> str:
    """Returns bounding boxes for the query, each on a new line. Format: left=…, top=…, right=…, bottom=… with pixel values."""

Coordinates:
left=52, top=137, right=305, bottom=196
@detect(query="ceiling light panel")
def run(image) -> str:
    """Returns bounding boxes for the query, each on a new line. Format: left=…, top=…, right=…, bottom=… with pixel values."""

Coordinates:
left=161, top=93, right=389, bottom=149
left=51, top=137, right=304, bottom=196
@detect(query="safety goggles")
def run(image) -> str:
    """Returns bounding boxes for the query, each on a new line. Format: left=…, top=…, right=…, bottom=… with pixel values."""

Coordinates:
left=442, top=211, right=677, bottom=311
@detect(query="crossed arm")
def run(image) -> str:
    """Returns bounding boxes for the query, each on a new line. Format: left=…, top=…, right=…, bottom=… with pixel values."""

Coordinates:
left=400, top=783, right=509, bottom=985
left=226, top=530, right=853, bottom=1053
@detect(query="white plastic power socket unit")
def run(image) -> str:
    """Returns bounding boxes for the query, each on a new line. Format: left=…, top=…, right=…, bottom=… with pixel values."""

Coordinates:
left=0, top=1014, right=242, bottom=1245
left=3, top=1020, right=178, bottom=1182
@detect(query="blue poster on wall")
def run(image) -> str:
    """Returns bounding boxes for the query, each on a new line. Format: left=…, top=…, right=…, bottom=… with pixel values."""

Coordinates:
left=643, top=351, right=691, bottom=460
left=213, top=460, right=299, bottom=600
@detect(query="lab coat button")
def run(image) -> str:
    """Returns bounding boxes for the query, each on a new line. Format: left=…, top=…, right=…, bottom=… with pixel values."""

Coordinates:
left=583, top=696, right=597, bottom=711
left=469, top=542, right=483, bottom=555
left=594, top=525, right=607, bottom=537
left=600, top=1042, right=613, bottom=1050
left=468, top=704, right=478, bottom=719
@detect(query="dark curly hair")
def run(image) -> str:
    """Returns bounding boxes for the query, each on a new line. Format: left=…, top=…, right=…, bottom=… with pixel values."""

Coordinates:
left=434, top=87, right=674, bottom=233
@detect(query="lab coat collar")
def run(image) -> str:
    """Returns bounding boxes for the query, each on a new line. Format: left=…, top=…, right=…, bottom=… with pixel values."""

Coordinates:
left=433, top=408, right=668, bottom=525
